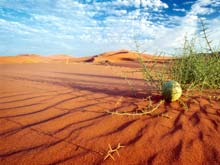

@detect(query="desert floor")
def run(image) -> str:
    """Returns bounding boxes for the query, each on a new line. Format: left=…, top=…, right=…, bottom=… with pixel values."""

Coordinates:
left=0, top=63, right=220, bottom=165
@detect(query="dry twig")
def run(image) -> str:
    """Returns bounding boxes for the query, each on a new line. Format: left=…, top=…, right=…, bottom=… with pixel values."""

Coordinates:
left=104, top=143, right=125, bottom=161
left=107, top=100, right=164, bottom=116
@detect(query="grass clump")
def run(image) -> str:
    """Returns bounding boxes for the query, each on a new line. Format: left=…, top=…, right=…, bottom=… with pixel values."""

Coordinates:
left=171, top=21, right=220, bottom=91
left=134, top=19, right=220, bottom=104
left=172, top=48, right=220, bottom=90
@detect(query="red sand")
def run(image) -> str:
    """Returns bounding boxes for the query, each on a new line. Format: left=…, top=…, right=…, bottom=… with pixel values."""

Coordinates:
left=0, top=62, right=220, bottom=164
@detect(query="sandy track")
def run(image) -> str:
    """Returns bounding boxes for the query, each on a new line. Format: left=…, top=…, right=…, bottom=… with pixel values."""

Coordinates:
left=0, top=63, right=220, bottom=164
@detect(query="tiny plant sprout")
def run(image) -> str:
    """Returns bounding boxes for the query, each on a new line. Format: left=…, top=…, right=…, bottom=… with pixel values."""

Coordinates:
left=162, top=80, right=182, bottom=102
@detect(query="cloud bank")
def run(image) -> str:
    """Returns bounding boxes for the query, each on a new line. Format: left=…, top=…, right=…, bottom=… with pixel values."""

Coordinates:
left=0, top=0, right=219, bottom=56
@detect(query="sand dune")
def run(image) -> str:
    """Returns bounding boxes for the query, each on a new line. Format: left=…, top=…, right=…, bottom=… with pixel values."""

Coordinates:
left=94, top=50, right=151, bottom=63
left=48, top=54, right=73, bottom=60
left=0, top=63, right=220, bottom=164
left=0, top=50, right=171, bottom=65
left=0, top=54, right=50, bottom=64
left=92, top=50, right=170, bottom=63
left=0, top=54, right=74, bottom=64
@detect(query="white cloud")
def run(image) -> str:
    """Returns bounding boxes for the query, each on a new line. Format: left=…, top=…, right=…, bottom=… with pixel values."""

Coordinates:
left=203, top=18, right=220, bottom=49
left=0, top=18, right=48, bottom=35
left=173, top=8, right=186, bottom=12
left=190, top=0, right=216, bottom=15
left=93, top=0, right=168, bottom=11
left=134, top=0, right=219, bottom=54
left=0, top=0, right=219, bottom=56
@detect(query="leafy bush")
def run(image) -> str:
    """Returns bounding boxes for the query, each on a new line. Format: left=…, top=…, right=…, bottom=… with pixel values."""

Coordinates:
left=171, top=21, right=220, bottom=90
left=136, top=19, right=220, bottom=96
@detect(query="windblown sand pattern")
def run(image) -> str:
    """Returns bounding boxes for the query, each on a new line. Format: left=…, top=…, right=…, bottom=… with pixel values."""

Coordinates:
left=0, top=63, right=220, bottom=164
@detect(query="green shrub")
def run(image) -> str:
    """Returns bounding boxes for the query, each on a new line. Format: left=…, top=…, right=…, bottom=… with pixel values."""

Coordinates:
left=171, top=23, right=220, bottom=90
left=137, top=19, right=220, bottom=96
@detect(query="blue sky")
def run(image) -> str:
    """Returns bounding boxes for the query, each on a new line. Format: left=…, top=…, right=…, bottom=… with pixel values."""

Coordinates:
left=0, top=0, right=219, bottom=56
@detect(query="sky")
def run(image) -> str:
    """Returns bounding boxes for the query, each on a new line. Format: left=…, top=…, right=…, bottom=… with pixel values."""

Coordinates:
left=0, top=0, right=219, bottom=56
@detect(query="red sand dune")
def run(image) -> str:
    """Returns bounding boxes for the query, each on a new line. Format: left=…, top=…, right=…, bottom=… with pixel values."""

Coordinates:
left=0, top=54, right=75, bottom=64
left=92, top=50, right=170, bottom=63
left=0, top=50, right=171, bottom=65
left=0, top=62, right=220, bottom=164
left=0, top=54, right=50, bottom=64
left=48, top=54, right=73, bottom=60
left=90, top=50, right=172, bottom=68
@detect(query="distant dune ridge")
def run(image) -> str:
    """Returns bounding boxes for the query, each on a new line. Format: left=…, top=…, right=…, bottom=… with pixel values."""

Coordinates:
left=48, top=54, right=73, bottom=60
left=0, top=54, right=50, bottom=64
left=0, top=50, right=171, bottom=64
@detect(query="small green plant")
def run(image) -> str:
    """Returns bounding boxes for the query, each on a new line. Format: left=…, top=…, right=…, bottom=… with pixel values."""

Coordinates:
left=171, top=19, right=220, bottom=91
left=134, top=41, right=169, bottom=92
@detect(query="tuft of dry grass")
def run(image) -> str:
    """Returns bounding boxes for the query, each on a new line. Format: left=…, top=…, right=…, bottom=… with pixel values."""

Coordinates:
left=107, top=99, right=164, bottom=116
